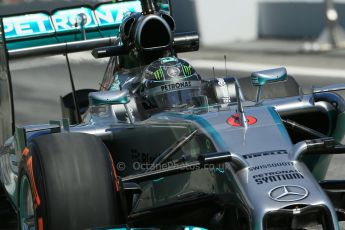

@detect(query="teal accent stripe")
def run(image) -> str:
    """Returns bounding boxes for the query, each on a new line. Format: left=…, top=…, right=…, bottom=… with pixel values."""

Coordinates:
left=153, top=177, right=165, bottom=183
left=267, top=107, right=292, bottom=144
left=163, top=113, right=228, bottom=151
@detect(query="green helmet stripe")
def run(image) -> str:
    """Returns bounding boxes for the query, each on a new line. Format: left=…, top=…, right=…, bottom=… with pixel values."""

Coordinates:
left=182, top=65, right=192, bottom=76
left=160, top=68, right=164, bottom=80
left=183, top=65, right=187, bottom=76
left=154, top=70, right=163, bottom=80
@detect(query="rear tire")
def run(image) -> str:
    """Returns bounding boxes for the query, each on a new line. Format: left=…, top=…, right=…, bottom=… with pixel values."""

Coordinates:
left=18, top=133, right=121, bottom=230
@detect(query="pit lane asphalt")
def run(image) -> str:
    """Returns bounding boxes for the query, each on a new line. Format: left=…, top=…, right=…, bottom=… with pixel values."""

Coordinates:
left=6, top=42, right=345, bottom=229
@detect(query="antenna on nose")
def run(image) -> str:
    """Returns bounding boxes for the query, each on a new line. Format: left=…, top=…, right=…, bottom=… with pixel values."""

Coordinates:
left=235, top=82, right=248, bottom=128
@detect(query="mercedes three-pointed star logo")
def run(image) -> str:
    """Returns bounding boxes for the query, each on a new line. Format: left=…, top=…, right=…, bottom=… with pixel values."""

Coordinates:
left=268, top=185, right=309, bottom=202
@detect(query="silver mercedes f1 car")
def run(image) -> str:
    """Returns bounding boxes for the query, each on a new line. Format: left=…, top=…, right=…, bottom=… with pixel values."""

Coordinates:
left=0, top=0, right=345, bottom=229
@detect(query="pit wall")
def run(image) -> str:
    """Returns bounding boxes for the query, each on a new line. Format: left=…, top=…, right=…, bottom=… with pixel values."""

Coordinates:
left=177, top=0, right=345, bottom=45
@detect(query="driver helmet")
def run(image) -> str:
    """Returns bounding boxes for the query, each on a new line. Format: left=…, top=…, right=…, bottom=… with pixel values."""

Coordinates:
left=141, top=57, right=202, bottom=109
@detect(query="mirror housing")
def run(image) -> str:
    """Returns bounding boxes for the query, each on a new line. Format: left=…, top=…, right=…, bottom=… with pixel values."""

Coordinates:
left=89, top=90, right=130, bottom=107
left=251, top=67, right=288, bottom=103
left=251, top=67, right=288, bottom=86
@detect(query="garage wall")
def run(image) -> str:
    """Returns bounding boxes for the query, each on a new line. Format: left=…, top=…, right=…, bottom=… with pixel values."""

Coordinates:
left=258, top=1, right=345, bottom=39
left=178, top=0, right=345, bottom=43
left=193, top=0, right=258, bottom=46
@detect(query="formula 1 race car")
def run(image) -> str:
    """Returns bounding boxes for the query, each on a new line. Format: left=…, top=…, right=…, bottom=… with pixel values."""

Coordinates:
left=1, top=0, right=345, bottom=229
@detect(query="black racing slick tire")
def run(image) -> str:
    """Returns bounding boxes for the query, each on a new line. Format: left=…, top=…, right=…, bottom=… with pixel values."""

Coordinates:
left=17, top=133, right=121, bottom=230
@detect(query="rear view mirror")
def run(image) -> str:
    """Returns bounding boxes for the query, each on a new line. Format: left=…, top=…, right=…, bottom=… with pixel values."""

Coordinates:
left=251, top=67, right=287, bottom=86
left=89, top=90, right=130, bottom=106
left=89, top=90, right=136, bottom=124
left=251, top=67, right=287, bottom=103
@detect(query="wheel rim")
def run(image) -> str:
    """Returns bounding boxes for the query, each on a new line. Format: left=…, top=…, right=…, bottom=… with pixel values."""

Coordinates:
left=19, top=175, right=36, bottom=230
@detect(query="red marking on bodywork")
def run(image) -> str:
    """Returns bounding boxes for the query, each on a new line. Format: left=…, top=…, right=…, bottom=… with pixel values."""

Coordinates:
left=26, top=156, right=41, bottom=208
left=22, top=147, right=29, bottom=157
left=227, top=114, right=257, bottom=127
left=38, top=217, right=44, bottom=230
left=109, top=154, right=120, bottom=192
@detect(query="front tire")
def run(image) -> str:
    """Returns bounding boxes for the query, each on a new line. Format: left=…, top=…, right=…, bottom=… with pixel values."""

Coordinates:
left=18, top=133, right=121, bottom=230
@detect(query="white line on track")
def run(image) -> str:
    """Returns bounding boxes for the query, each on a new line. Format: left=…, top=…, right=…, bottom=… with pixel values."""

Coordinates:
left=9, top=52, right=109, bottom=71
left=188, top=59, right=345, bottom=79
left=10, top=52, right=345, bottom=80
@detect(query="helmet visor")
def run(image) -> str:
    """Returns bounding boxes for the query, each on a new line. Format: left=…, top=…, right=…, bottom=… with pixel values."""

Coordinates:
left=151, top=88, right=201, bottom=109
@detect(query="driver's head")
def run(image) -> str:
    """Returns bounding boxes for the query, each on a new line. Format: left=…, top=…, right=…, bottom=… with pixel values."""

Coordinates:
left=141, top=57, right=202, bottom=109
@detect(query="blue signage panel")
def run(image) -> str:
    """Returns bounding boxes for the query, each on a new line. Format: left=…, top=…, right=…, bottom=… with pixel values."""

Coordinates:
left=3, top=2, right=142, bottom=40
left=2, top=1, right=171, bottom=49
left=94, top=1, right=142, bottom=27
left=3, top=13, right=54, bottom=40
left=52, top=7, right=97, bottom=33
